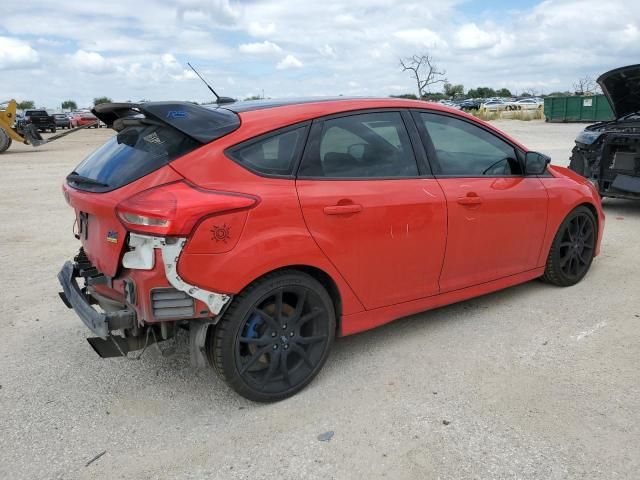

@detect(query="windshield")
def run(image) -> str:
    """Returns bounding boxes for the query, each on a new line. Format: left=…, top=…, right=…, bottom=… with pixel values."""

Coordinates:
left=69, top=124, right=200, bottom=192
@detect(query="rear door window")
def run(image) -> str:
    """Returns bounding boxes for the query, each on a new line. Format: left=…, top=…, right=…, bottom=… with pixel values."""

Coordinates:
left=69, top=124, right=200, bottom=192
left=299, top=112, right=419, bottom=178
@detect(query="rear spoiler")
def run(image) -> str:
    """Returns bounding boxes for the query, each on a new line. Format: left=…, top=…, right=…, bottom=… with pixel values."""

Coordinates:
left=92, top=101, right=240, bottom=144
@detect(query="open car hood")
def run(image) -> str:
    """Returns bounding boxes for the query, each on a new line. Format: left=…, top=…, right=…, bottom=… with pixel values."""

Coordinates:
left=598, top=64, right=640, bottom=119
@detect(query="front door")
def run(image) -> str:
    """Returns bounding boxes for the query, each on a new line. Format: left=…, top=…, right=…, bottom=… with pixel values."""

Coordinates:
left=414, top=111, right=548, bottom=293
left=296, top=111, right=447, bottom=310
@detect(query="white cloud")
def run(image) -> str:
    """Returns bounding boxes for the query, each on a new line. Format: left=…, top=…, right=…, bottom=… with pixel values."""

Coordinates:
left=175, top=0, right=240, bottom=25
left=36, top=38, right=65, bottom=47
left=0, top=36, right=39, bottom=70
left=68, top=50, right=114, bottom=74
left=318, top=44, right=336, bottom=58
left=238, top=41, right=283, bottom=55
left=455, top=23, right=498, bottom=50
left=3, top=0, right=640, bottom=107
left=248, top=21, right=276, bottom=37
left=393, top=28, right=447, bottom=48
left=276, top=54, right=303, bottom=70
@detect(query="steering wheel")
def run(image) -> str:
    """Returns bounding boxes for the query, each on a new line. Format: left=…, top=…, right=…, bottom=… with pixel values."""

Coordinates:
left=482, top=157, right=511, bottom=175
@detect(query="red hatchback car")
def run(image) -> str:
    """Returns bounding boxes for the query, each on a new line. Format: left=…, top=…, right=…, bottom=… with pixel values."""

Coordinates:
left=70, top=111, right=100, bottom=128
left=58, top=98, right=604, bottom=401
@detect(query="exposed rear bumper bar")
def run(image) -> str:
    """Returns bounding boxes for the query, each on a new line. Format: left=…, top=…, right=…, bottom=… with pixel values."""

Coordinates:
left=57, top=261, right=135, bottom=339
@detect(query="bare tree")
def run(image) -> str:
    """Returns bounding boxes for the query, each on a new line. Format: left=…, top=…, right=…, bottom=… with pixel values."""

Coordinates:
left=399, top=54, right=447, bottom=99
left=572, top=75, right=601, bottom=95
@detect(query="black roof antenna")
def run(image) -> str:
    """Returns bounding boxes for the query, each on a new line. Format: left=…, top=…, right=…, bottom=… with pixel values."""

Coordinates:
left=187, top=62, right=236, bottom=104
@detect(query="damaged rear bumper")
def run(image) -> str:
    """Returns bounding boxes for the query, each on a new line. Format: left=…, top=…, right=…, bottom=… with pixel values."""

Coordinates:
left=57, top=260, right=135, bottom=338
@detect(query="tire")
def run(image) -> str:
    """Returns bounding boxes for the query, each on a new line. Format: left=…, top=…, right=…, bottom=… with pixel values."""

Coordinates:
left=541, top=206, right=597, bottom=286
left=0, top=129, right=12, bottom=153
left=208, top=270, right=336, bottom=402
left=51, top=127, right=56, bottom=133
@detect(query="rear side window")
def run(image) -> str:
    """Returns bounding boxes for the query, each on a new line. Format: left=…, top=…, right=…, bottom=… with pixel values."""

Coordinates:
left=70, top=125, right=200, bottom=192
left=299, top=112, right=419, bottom=178
left=227, top=127, right=306, bottom=176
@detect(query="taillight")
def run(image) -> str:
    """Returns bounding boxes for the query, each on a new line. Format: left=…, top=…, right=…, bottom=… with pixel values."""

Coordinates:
left=116, top=181, right=259, bottom=236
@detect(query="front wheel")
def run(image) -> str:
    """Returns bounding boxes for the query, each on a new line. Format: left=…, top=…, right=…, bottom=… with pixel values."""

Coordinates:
left=0, top=129, right=12, bottom=153
left=208, top=271, right=335, bottom=402
left=542, top=206, right=597, bottom=286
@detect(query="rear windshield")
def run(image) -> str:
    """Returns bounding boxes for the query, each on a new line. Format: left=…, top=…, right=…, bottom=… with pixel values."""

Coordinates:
left=69, top=124, right=200, bottom=192
left=26, top=111, right=48, bottom=116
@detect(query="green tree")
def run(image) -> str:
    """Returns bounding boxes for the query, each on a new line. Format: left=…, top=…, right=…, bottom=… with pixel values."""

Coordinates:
left=61, top=100, right=77, bottom=110
left=16, top=100, right=35, bottom=110
left=547, top=91, right=572, bottom=97
left=390, top=93, right=419, bottom=100
left=495, top=88, right=512, bottom=97
left=444, top=83, right=465, bottom=99
left=476, top=87, right=497, bottom=98
left=244, top=95, right=262, bottom=101
left=93, top=96, right=112, bottom=106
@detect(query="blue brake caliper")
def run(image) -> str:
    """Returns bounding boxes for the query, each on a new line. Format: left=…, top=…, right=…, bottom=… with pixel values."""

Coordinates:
left=243, top=312, right=264, bottom=340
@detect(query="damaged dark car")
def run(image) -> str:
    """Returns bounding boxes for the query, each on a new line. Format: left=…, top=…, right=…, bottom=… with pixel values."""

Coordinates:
left=569, top=64, right=640, bottom=199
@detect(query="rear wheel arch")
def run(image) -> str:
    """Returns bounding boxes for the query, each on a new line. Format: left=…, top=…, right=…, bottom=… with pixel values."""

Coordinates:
left=236, top=265, right=343, bottom=334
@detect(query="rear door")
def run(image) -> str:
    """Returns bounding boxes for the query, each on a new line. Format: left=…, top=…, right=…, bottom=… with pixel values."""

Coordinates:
left=296, top=110, right=447, bottom=310
left=414, top=111, right=548, bottom=293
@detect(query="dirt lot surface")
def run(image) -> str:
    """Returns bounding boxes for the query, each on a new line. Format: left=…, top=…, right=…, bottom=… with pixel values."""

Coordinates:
left=1, top=121, right=639, bottom=480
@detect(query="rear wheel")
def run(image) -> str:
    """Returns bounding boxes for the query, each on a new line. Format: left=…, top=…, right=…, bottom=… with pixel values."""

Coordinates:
left=51, top=126, right=56, bottom=133
left=0, top=129, right=11, bottom=153
left=208, top=270, right=335, bottom=402
left=542, top=206, right=597, bottom=286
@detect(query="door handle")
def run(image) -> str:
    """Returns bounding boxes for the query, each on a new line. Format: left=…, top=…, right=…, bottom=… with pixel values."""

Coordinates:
left=457, top=194, right=482, bottom=206
left=323, top=204, right=363, bottom=215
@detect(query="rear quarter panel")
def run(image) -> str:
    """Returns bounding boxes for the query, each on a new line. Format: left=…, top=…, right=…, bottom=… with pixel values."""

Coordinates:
left=171, top=142, right=365, bottom=317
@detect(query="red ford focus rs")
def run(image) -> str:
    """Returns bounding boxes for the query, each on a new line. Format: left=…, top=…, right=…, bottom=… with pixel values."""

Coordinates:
left=58, top=98, right=604, bottom=401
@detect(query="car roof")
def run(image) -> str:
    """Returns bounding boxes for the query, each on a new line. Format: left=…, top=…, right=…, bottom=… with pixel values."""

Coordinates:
left=211, top=96, right=528, bottom=151
left=219, top=96, right=364, bottom=112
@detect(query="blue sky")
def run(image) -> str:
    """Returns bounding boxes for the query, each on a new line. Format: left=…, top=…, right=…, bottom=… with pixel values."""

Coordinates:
left=1, top=0, right=639, bottom=109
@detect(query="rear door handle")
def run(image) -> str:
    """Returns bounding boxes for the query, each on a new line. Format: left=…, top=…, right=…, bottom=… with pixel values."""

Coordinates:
left=323, top=204, right=363, bottom=215
left=457, top=194, right=482, bottom=206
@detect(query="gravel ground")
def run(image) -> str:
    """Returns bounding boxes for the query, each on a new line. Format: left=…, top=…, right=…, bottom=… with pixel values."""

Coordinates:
left=0, top=121, right=638, bottom=480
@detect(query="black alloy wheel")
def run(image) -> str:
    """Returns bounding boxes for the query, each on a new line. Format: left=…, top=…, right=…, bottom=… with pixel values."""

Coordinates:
left=209, top=271, right=335, bottom=402
left=542, top=206, right=597, bottom=286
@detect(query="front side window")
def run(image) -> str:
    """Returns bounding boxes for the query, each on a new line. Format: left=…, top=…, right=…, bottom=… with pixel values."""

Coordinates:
left=229, top=127, right=304, bottom=176
left=299, top=112, right=419, bottom=178
left=419, top=112, right=520, bottom=176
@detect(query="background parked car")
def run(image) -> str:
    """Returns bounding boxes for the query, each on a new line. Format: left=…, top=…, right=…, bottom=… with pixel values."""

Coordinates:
left=24, top=109, right=56, bottom=133
left=459, top=99, right=482, bottom=111
left=70, top=111, right=100, bottom=128
left=508, top=98, right=544, bottom=110
left=481, top=99, right=508, bottom=111
left=53, top=113, right=71, bottom=129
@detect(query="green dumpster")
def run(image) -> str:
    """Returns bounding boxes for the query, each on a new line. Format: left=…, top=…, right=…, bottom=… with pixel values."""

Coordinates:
left=544, top=95, right=615, bottom=122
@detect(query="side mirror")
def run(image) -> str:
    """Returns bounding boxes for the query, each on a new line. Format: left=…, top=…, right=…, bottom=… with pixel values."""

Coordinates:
left=524, top=151, right=551, bottom=175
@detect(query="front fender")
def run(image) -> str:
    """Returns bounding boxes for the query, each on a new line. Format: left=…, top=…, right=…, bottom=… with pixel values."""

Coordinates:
left=538, top=166, right=605, bottom=264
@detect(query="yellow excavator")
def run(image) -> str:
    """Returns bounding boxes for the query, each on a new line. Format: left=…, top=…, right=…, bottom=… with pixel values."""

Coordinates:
left=0, top=99, right=96, bottom=154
